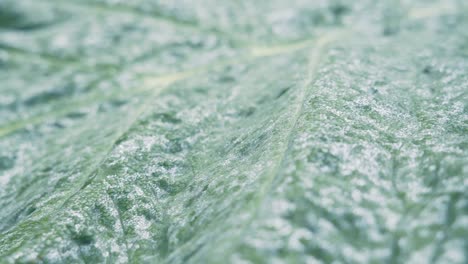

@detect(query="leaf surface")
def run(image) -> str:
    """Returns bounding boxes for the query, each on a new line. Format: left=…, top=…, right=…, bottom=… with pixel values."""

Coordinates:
left=0, top=0, right=467, bottom=263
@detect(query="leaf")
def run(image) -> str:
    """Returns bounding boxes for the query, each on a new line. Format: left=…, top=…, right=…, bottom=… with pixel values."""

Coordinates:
left=0, top=0, right=467, bottom=263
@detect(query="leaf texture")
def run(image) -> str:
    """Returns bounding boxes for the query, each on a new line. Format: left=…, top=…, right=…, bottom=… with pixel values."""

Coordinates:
left=0, top=0, right=467, bottom=263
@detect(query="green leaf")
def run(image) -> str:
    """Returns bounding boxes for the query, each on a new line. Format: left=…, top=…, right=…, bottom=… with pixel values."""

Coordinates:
left=0, top=0, right=467, bottom=263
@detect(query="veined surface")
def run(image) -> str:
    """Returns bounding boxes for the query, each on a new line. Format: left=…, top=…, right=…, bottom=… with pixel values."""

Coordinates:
left=0, top=0, right=467, bottom=263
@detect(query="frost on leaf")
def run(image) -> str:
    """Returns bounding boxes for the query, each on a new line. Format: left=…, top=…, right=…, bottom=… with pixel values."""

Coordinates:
left=0, top=0, right=467, bottom=263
